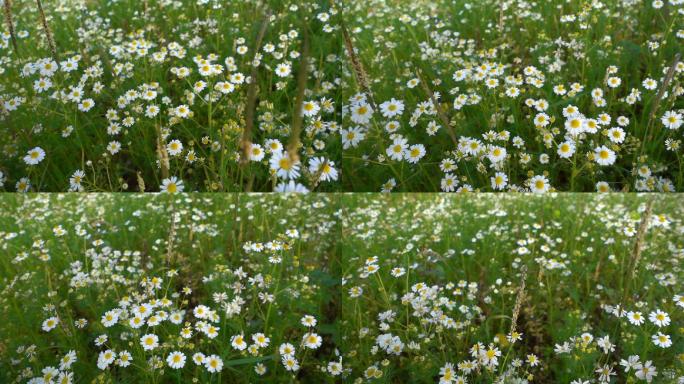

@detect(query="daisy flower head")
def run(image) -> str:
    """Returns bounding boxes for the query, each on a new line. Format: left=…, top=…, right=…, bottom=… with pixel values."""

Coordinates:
left=24, top=147, right=46, bottom=165
left=406, top=144, right=426, bottom=164
left=491, top=172, right=508, bottom=190
left=487, top=146, right=506, bottom=163
left=16, top=177, right=31, bottom=192
left=302, top=332, right=322, bottom=349
left=441, top=174, right=458, bottom=192
left=380, top=98, right=405, bottom=118
left=652, top=332, right=671, bottom=348
left=661, top=110, right=683, bottom=130
left=270, top=151, right=301, bottom=180
left=596, top=181, right=611, bottom=193
left=350, top=102, right=374, bottom=125
left=302, top=100, right=320, bottom=117
left=648, top=309, right=670, bottom=327
left=342, top=126, right=365, bottom=149
left=174, top=104, right=191, bottom=118
left=308, top=157, right=338, bottom=182
left=69, top=169, right=85, bottom=191
left=106, top=141, right=122, bottom=155
left=115, top=351, right=134, bottom=369
left=248, top=143, right=265, bottom=161
left=166, top=351, right=186, bottom=369
left=282, top=355, right=300, bottom=371
left=204, top=354, right=223, bottom=373
left=606, top=127, right=626, bottom=143
left=97, top=349, right=116, bottom=370
left=594, top=146, right=616, bottom=166
left=557, top=141, right=576, bottom=158
left=386, top=137, right=408, bottom=161
left=166, top=139, right=183, bottom=156
left=275, top=62, right=291, bottom=77
left=140, top=333, right=159, bottom=350
left=78, top=98, right=95, bottom=112
left=251, top=332, right=269, bottom=348
left=606, top=76, right=622, bottom=88
left=279, top=342, right=296, bottom=356
left=565, top=116, right=585, bottom=135
left=674, top=294, right=684, bottom=308
left=529, top=175, right=550, bottom=193
left=42, top=316, right=59, bottom=332
left=160, top=177, right=184, bottom=193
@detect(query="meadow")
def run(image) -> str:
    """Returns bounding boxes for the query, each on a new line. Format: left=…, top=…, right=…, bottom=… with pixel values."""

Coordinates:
left=0, top=0, right=340, bottom=192
left=341, top=193, right=683, bottom=383
left=0, top=194, right=342, bottom=383
left=341, top=0, right=684, bottom=192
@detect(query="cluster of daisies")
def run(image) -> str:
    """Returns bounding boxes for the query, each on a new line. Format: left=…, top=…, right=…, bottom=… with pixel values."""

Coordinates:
left=340, top=194, right=683, bottom=383
left=341, top=0, right=684, bottom=192
left=0, top=194, right=342, bottom=382
left=0, top=1, right=340, bottom=192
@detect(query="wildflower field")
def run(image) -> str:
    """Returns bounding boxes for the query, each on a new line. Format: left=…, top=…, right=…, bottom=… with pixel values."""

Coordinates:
left=2, top=0, right=684, bottom=383
left=0, top=0, right=340, bottom=192
left=0, top=194, right=342, bottom=383
left=341, top=194, right=684, bottom=383
left=341, top=0, right=684, bottom=192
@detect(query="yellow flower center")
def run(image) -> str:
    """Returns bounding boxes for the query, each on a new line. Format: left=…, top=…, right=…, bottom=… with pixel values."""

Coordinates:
left=279, top=158, right=292, bottom=170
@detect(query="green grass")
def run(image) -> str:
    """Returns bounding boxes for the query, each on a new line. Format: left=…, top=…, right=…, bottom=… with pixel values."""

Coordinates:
left=0, top=0, right=341, bottom=192
left=1, top=193, right=683, bottom=382
left=0, top=193, right=341, bottom=383
left=340, top=193, right=683, bottom=382
left=341, top=0, right=684, bottom=192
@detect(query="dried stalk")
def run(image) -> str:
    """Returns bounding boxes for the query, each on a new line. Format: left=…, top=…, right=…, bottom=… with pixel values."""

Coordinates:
left=166, top=206, right=176, bottom=266
left=286, top=20, right=310, bottom=163
left=629, top=199, right=654, bottom=278
left=341, top=19, right=376, bottom=110
left=509, top=265, right=527, bottom=336
left=309, top=158, right=329, bottom=190
left=3, top=0, right=18, bottom=54
left=645, top=53, right=680, bottom=142
left=136, top=171, right=146, bottom=192
left=623, top=199, right=654, bottom=302
left=240, top=9, right=271, bottom=166
left=36, top=0, right=59, bottom=61
left=156, top=127, right=170, bottom=180
left=416, top=68, right=457, bottom=145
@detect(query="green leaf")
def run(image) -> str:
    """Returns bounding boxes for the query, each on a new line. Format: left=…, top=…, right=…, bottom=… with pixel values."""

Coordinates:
left=224, top=354, right=275, bottom=367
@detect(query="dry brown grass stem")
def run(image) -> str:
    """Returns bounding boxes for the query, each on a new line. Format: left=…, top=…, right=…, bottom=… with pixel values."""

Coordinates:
left=240, top=9, right=271, bottom=167
left=136, top=171, right=146, bottom=192
left=623, top=198, right=654, bottom=302
left=156, top=126, right=170, bottom=180
left=341, top=19, right=376, bottom=110
left=286, top=20, right=310, bottom=163
left=166, top=203, right=177, bottom=266
left=629, top=199, right=654, bottom=278
left=3, top=0, right=18, bottom=54
left=509, top=265, right=527, bottom=336
left=309, top=158, right=329, bottom=190
left=36, top=0, right=59, bottom=61
left=645, top=53, right=681, bottom=142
